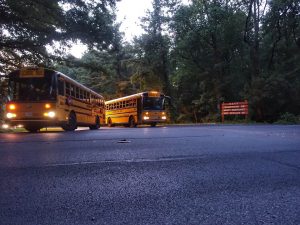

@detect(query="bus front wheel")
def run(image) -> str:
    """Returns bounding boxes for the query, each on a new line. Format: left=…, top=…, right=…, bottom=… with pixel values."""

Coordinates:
left=129, top=116, right=136, bottom=128
left=89, top=116, right=100, bottom=130
left=108, top=118, right=114, bottom=127
left=25, top=126, right=41, bottom=133
left=62, top=112, right=77, bottom=131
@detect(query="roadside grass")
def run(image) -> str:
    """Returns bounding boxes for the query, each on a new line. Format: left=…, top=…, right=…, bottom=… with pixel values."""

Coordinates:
left=274, top=112, right=300, bottom=125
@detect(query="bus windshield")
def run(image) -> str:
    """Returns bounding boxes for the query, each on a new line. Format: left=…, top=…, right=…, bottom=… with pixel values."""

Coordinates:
left=143, top=97, right=164, bottom=110
left=8, top=77, right=56, bottom=101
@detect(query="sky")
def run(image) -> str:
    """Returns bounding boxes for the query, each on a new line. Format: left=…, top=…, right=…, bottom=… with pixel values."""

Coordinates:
left=116, top=0, right=153, bottom=42
left=69, top=0, right=152, bottom=58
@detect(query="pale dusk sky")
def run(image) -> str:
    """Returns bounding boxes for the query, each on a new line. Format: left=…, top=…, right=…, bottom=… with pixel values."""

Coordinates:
left=70, top=0, right=153, bottom=57
left=70, top=0, right=190, bottom=57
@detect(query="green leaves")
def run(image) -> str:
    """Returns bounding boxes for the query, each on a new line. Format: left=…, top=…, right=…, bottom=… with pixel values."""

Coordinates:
left=1, top=0, right=299, bottom=122
left=0, top=0, right=117, bottom=74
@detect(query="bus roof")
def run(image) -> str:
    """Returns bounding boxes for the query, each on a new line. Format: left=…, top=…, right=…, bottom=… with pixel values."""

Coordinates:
left=105, top=91, right=163, bottom=104
left=8, top=67, right=104, bottom=99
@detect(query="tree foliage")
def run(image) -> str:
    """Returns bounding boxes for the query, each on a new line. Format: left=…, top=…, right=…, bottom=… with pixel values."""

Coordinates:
left=1, top=0, right=300, bottom=123
left=170, top=0, right=249, bottom=121
left=0, top=0, right=117, bottom=74
left=124, top=0, right=180, bottom=96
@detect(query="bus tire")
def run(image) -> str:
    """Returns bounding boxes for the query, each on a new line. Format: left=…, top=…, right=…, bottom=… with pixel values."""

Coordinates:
left=108, top=118, right=114, bottom=127
left=89, top=116, right=100, bottom=130
left=150, top=122, right=157, bottom=127
left=62, top=111, right=77, bottom=131
left=129, top=116, right=136, bottom=128
left=25, top=126, right=41, bottom=133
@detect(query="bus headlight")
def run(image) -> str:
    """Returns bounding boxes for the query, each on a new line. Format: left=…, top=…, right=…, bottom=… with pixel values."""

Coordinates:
left=6, top=113, right=16, bottom=119
left=162, top=116, right=167, bottom=120
left=143, top=116, right=150, bottom=120
left=48, top=111, right=56, bottom=118
left=44, top=111, right=56, bottom=118
left=2, top=124, right=9, bottom=129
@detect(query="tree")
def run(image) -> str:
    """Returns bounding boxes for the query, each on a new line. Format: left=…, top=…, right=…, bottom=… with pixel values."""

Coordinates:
left=127, top=0, right=180, bottom=96
left=55, top=40, right=137, bottom=100
left=171, top=0, right=248, bottom=121
left=0, top=0, right=117, bottom=75
left=246, top=0, right=300, bottom=121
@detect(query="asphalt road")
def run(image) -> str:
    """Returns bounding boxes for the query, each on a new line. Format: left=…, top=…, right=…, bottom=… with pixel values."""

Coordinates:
left=0, top=125, right=300, bottom=225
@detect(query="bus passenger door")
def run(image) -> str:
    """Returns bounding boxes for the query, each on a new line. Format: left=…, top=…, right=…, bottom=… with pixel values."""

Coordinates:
left=137, top=97, right=142, bottom=124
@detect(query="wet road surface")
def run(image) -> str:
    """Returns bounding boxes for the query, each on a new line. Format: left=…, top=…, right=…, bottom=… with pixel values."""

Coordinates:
left=0, top=125, right=300, bottom=224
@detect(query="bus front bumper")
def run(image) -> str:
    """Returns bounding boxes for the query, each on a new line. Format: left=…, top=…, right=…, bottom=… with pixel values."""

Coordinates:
left=142, top=118, right=167, bottom=124
left=4, top=119, right=61, bottom=128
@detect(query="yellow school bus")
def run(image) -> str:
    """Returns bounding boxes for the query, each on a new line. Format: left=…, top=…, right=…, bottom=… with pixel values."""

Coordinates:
left=105, top=91, right=168, bottom=127
left=4, top=67, right=105, bottom=132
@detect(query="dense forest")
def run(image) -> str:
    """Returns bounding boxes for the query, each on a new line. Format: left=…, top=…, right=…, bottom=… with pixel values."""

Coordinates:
left=1, top=0, right=300, bottom=123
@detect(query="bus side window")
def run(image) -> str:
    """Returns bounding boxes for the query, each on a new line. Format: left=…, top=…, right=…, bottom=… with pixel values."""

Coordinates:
left=58, top=80, right=65, bottom=96
left=70, top=85, right=75, bottom=97
left=75, top=87, right=79, bottom=99
left=66, top=82, right=70, bottom=96
left=83, top=91, right=87, bottom=102
left=80, top=89, right=83, bottom=100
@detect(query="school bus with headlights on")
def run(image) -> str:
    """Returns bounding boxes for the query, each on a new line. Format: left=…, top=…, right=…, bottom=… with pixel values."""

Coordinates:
left=105, top=91, right=168, bottom=127
left=4, top=67, right=105, bottom=132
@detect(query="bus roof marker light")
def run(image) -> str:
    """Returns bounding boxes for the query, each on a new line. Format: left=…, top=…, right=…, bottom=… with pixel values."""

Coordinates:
left=45, top=104, right=51, bottom=109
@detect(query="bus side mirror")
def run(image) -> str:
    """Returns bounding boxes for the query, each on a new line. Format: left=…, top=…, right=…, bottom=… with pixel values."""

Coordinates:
left=165, top=96, right=171, bottom=105
left=164, top=96, right=175, bottom=108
